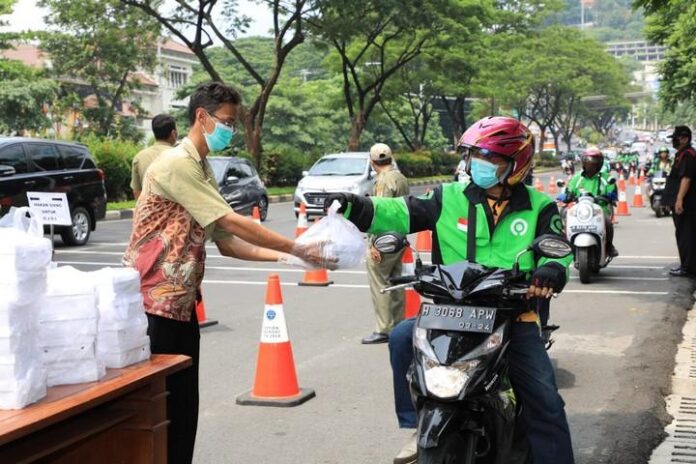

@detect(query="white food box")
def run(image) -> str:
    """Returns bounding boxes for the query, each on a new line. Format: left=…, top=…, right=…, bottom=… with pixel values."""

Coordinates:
left=0, top=269, right=47, bottom=305
left=97, top=337, right=151, bottom=369
left=45, top=358, right=105, bottom=387
left=0, top=366, right=47, bottom=410
left=0, top=229, right=52, bottom=271
left=97, top=320, right=148, bottom=352
left=41, top=340, right=96, bottom=364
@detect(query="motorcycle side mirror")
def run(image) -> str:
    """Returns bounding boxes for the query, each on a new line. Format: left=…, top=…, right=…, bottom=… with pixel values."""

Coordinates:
left=608, top=177, right=617, bottom=185
left=556, top=180, right=566, bottom=188
left=373, top=233, right=409, bottom=254
left=531, top=234, right=573, bottom=259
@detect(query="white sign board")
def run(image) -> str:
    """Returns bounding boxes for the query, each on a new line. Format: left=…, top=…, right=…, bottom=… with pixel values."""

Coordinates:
left=26, top=192, right=72, bottom=226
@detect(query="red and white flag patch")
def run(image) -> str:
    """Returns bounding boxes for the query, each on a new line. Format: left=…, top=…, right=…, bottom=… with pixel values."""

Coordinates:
left=457, top=218, right=468, bottom=233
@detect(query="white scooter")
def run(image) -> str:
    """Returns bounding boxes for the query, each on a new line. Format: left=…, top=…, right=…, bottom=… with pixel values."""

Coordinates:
left=558, top=182, right=616, bottom=284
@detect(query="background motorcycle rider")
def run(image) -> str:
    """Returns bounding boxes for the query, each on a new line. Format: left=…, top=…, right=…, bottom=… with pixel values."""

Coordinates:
left=651, top=146, right=672, bottom=176
left=326, top=116, right=575, bottom=464
left=558, top=148, right=619, bottom=258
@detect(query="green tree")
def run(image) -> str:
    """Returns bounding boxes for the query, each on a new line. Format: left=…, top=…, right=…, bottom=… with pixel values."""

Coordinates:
left=310, top=0, right=472, bottom=150
left=0, top=1, right=59, bottom=134
left=40, top=0, right=159, bottom=140
left=637, top=0, right=696, bottom=109
left=121, top=0, right=311, bottom=168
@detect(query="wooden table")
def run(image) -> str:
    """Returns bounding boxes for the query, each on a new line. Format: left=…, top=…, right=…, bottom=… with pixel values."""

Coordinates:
left=0, top=354, right=191, bottom=464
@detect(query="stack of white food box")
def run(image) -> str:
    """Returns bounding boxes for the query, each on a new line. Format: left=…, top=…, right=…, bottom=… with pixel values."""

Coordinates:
left=0, top=228, right=51, bottom=409
left=39, top=266, right=105, bottom=387
left=91, top=267, right=150, bottom=369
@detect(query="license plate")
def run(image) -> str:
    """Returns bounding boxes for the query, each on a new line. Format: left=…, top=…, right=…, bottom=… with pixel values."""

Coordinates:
left=418, top=303, right=496, bottom=333
left=315, top=197, right=325, bottom=206
left=570, top=225, right=596, bottom=233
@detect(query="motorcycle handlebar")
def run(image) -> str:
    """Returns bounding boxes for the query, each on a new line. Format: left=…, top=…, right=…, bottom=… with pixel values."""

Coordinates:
left=389, top=275, right=417, bottom=285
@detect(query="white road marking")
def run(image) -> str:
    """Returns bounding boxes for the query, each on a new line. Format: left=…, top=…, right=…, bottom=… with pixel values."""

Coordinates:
left=616, top=255, right=678, bottom=260
left=563, top=290, right=668, bottom=295
left=569, top=276, right=668, bottom=281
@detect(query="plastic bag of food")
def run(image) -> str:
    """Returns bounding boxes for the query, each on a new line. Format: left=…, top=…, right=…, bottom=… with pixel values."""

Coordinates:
left=294, top=201, right=366, bottom=269
left=0, top=207, right=52, bottom=272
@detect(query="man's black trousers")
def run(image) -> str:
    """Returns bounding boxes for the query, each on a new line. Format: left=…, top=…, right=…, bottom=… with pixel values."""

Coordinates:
left=147, top=311, right=200, bottom=464
left=673, top=212, right=696, bottom=275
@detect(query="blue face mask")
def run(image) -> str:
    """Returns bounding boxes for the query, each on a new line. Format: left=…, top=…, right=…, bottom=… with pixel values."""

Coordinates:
left=470, top=158, right=500, bottom=189
left=203, top=114, right=235, bottom=152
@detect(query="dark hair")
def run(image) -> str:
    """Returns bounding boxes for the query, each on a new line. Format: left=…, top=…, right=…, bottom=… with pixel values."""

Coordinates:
left=187, top=81, right=242, bottom=124
left=151, top=114, right=177, bottom=140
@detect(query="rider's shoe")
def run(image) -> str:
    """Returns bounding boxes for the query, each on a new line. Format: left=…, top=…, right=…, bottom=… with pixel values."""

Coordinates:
left=393, top=431, right=418, bottom=464
left=609, top=246, right=619, bottom=258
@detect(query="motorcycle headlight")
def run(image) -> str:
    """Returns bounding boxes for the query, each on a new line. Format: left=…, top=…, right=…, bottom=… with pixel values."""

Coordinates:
left=576, top=204, right=593, bottom=222
left=423, top=357, right=479, bottom=399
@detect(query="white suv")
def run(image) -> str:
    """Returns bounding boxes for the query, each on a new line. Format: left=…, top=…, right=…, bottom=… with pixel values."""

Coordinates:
left=293, top=152, right=376, bottom=217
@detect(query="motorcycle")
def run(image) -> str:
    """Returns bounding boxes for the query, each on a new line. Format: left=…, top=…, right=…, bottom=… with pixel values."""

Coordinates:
left=646, top=172, right=669, bottom=218
left=559, top=190, right=615, bottom=284
left=373, top=233, right=572, bottom=464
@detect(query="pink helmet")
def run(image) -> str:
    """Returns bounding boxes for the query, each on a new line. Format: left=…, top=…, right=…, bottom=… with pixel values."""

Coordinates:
left=458, top=116, right=535, bottom=186
left=581, top=147, right=604, bottom=169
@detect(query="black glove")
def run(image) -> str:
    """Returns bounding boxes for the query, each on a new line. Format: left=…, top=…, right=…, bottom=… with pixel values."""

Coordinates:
left=324, top=193, right=354, bottom=214
left=323, top=192, right=373, bottom=232
left=531, top=262, right=567, bottom=293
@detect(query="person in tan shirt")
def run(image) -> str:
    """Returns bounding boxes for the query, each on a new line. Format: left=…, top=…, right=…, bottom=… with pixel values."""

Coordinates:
left=123, top=82, right=332, bottom=464
left=130, top=114, right=177, bottom=200
left=363, top=143, right=410, bottom=344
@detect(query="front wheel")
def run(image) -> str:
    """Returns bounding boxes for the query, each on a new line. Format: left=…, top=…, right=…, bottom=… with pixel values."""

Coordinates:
left=418, top=431, right=476, bottom=464
left=577, top=247, right=592, bottom=284
left=60, top=206, right=92, bottom=246
left=258, top=196, right=269, bottom=222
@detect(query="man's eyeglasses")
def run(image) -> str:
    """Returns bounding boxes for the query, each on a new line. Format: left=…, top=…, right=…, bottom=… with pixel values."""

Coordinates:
left=207, top=111, right=236, bottom=130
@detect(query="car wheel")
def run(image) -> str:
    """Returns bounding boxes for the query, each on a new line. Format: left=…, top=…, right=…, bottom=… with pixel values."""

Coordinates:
left=258, top=197, right=269, bottom=222
left=60, top=206, right=91, bottom=246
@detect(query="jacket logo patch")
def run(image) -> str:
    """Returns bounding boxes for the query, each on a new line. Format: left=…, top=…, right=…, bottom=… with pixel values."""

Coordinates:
left=510, top=218, right=529, bottom=236
left=457, top=218, right=468, bottom=233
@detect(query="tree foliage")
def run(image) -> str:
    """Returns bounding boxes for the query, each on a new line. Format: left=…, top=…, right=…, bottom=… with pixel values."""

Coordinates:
left=40, top=0, right=159, bottom=141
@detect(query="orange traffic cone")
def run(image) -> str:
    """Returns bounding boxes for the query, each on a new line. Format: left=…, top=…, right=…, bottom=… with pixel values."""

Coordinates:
left=295, top=203, right=309, bottom=237
left=632, top=184, right=645, bottom=208
left=252, top=206, right=261, bottom=224
left=534, top=177, right=545, bottom=192
left=402, top=248, right=421, bottom=319
left=616, top=189, right=631, bottom=216
left=415, top=229, right=432, bottom=253
left=236, top=275, right=315, bottom=407
left=618, top=173, right=626, bottom=192
left=639, top=169, right=646, bottom=184
left=298, top=219, right=333, bottom=287
left=628, top=170, right=636, bottom=186
left=547, top=176, right=558, bottom=195
left=196, top=288, right=218, bottom=328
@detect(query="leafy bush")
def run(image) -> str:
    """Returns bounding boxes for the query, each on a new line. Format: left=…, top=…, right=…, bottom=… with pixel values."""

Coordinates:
left=533, top=151, right=557, bottom=168
left=81, top=135, right=142, bottom=201
left=263, top=145, right=320, bottom=186
left=395, top=151, right=458, bottom=178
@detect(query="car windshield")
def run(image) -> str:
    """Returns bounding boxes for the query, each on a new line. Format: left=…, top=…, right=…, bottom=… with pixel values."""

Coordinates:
left=309, top=157, right=366, bottom=176
left=208, top=158, right=229, bottom=184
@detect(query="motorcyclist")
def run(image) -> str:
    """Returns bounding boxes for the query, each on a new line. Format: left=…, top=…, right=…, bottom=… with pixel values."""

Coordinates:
left=326, top=116, right=575, bottom=464
left=558, top=147, right=619, bottom=258
left=650, top=146, right=672, bottom=176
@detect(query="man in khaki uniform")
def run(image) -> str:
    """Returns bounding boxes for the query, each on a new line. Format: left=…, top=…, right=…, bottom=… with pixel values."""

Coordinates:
left=130, top=114, right=177, bottom=200
left=362, top=143, right=410, bottom=344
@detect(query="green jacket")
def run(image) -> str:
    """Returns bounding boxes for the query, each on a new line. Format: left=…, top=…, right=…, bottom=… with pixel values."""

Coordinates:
left=347, top=182, right=572, bottom=278
left=565, top=171, right=616, bottom=214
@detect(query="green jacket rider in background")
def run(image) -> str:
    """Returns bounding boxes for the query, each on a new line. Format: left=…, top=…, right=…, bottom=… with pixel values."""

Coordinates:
left=650, top=146, right=672, bottom=176
left=559, top=147, right=619, bottom=257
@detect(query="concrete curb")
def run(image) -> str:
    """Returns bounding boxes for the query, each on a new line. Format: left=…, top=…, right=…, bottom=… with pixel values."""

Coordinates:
left=104, top=179, right=448, bottom=221
left=649, top=292, right=696, bottom=463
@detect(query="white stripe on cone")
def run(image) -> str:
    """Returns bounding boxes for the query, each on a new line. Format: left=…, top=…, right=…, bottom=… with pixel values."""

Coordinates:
left=260, top=304, right=289, bottom=343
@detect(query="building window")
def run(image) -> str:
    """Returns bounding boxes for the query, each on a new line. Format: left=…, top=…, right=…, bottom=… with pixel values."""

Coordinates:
left=168, top=66, right=188, bottom=89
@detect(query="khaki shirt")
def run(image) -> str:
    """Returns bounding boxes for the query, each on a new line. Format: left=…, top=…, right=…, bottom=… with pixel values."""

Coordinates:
left=130, top=141, right=173, bottom=192
left=373, top=166, right=409, bottom=198
left=123, top=137, right=233, bottom=322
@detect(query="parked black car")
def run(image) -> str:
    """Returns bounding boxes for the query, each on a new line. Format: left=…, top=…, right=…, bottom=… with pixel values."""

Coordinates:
left=208, top=156, right=269, bottom=221
left=0, top=137, right=107, bottom=246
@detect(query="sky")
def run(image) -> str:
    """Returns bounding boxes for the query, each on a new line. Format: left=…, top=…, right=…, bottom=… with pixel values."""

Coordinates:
left=2, top=0, right=274, bottom=38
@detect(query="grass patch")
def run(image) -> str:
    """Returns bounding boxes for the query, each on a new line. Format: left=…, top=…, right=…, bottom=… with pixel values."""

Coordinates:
left=107, top=200, right=135, bottom=211
left=267, top=186, right=296, bottom=196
